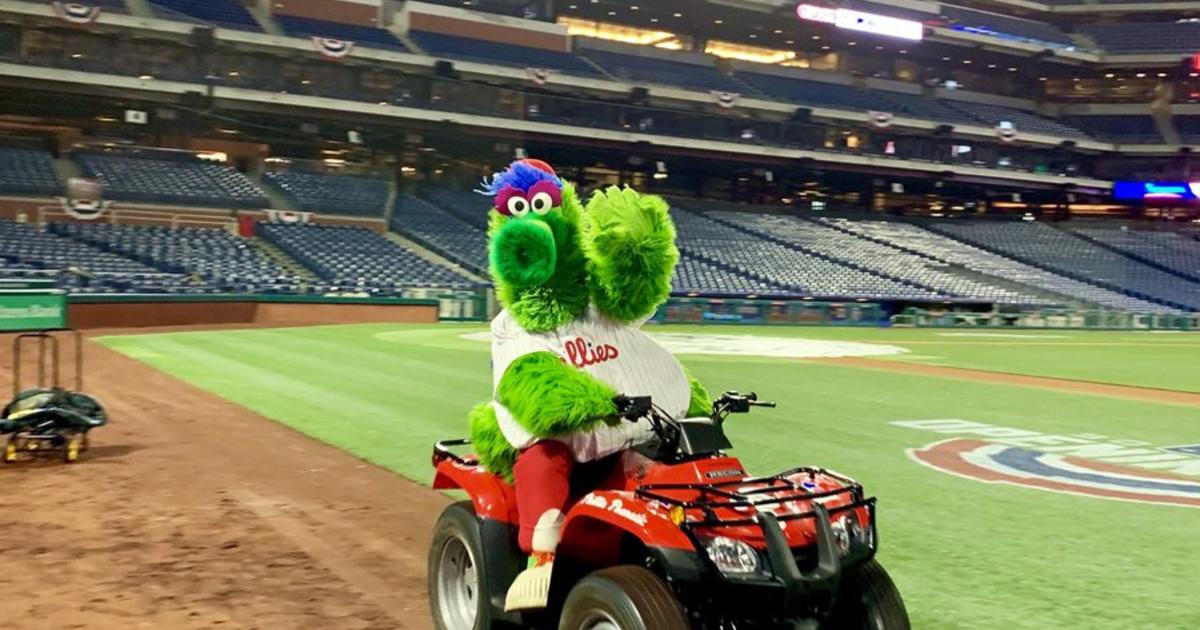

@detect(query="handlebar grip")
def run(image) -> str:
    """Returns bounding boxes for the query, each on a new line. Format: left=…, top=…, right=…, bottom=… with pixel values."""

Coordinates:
left=750, top=401, right=776, bottom=408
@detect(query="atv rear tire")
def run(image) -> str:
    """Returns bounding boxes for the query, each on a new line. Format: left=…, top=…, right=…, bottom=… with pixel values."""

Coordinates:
left=429, top=501, right=494, bottom=630
left=824, top=559, right=910, bottom=630
left=558, top=565, right=688, bottom=630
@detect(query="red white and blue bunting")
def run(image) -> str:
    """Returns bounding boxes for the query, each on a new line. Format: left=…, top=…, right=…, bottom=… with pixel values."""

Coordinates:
left=58, top=198, right=112, bottom=221
left=311, top=37, right=354, bottom=59
left=711, top=91, right=740, bottom=109
left=868, top=110, right=894, bottom=129
left=266, top=209, right=313, bottom=224
left=51, top=2, right=101, bottom=25
left=525, top=67, right=552, bottom=86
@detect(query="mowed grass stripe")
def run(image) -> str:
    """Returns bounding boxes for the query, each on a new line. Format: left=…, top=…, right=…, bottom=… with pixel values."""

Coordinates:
left=98, top=325, right=1200, bottom=630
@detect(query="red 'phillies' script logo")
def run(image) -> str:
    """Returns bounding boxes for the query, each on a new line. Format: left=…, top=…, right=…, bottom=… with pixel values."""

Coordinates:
left=563, top=337, right=619, bottom=368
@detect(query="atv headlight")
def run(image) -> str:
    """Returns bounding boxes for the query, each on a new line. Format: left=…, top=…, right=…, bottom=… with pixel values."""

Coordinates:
left=832, top=513, right=866, bottom=556
left=702, top=536, right=760, bottom=576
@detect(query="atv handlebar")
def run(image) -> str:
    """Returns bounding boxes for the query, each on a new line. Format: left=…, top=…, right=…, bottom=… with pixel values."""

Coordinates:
left=611, top=391, right=775, bottom=425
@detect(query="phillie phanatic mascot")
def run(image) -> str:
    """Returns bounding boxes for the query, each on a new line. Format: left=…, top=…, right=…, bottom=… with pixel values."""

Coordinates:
left=467, top=159, right=711, bottom=611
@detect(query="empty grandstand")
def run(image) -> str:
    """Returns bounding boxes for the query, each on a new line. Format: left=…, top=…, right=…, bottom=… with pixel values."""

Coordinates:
left=264, top=170, right=390, bottom=217
left=258, top=223, right=478, bottom=293
left=74, top=151, right=267, bottom=209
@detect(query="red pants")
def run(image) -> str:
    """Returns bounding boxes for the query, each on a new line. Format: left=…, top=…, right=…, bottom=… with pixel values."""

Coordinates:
left=513, top=441, right=632, bottom=553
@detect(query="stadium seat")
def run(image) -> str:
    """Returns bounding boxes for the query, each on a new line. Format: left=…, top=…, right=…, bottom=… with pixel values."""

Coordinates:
left=263, top=170, right=390, bottom=217
left=943, top=101, right=1089, bottom=138
left=0, top=148, right=62, bottom=197
left=578, top=45, right=743, bottom=93
left=0, top=219, right=190, bottom=293
left=927, top=220, right=1200, bottom=311
left=820, top=217, right=1173, bottom=313
left=941, top=5, right=1075, bottom=47
left=74, top=151, right=267, bottom=209
left=408, top=31, right=599, bottom=76
left=704, top=209, right=1054, bottom=305
left=1067, top=116, right=1163, bottom=144
left=148, top=0, right=263, bottom=31
left=1071, top=225, right=1200, bottom=283
left=1080, top=22, right=1200, bottom=53
left=257, top=223, right=477, bottom=292
left=391, top=193, right=488, bottom=276
left=51, top=222, right=301, bottom=294
left=275, top=16, right=409, bottom=52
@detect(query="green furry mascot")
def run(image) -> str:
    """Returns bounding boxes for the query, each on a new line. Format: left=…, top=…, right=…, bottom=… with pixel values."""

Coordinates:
left=467, top=159, right=710, bottom=611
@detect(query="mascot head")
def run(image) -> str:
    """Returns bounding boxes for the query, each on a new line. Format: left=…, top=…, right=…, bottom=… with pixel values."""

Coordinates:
left=481, top=159, right=590, bottom=333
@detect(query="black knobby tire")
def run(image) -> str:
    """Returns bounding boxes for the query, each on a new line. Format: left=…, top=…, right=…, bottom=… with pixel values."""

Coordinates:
left=558, top=565, right=689, bottom=630
left=825, top=559, right=910, bottom=630
left=428, top=501, right=495, bottom=630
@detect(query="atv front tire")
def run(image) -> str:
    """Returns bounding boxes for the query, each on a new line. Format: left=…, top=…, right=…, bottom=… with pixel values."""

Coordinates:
left=558, top=565, right=688, bottom=630
left=429, top=501, right=494, bottom=630
left=824, top=558, right=910, bottom=630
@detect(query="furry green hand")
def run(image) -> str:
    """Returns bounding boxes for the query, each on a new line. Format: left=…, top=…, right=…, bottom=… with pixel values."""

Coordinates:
left=496, top=352, right=619, bottom=437
left=584, top=186, right=679, bottom=323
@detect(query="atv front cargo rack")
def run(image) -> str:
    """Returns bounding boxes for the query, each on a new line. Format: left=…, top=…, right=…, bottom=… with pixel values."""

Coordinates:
left=634, top=466, right=875, bottom=527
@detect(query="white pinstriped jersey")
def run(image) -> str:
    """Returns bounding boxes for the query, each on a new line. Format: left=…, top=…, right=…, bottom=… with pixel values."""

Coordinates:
left=490, top=306, right=692, bottom=461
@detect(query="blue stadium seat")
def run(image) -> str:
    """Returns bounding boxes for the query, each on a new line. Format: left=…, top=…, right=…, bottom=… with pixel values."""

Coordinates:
left=51, top=222, right=300, bottom=293
left=1175, top=116, right=1200, bottom=144
left=0, top=219, right=189, bottom=293
left=275, top=16, right=408, bottom=52
left=409, top=31, right=599, bottom=76
left=392, top=193, right=488, bottom=276
left=941, top=5, right=1074, bottom=47
left=1080, top=22, right=1200, bottom=53
left=706, top=210, right=1053, bottom=305
left=1071, top=226, right=1200, bottom=283
left=943, top=101, right=1089, bottom=138
left=1067, top=116, right=1162, bottom=143
left=264, top=170, right=389, bottom=217
left=0, top=148, right=61, bottom=196
left=149, top=0, right=262, bottom=31
left=258, top=223, right=476, bottom=292
left=579, top=47, right=742, bottom=93
left=820, top=217, right=1171, bottom=312
left=74, top=151, right=267, bottom=209
left=668, top=202, right=942, bottom=301
left=928, top=220, right=1199, bottom=312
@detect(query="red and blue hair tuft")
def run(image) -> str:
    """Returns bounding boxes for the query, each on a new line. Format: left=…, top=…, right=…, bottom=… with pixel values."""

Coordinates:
left=478, top=159, right=563, bottom=199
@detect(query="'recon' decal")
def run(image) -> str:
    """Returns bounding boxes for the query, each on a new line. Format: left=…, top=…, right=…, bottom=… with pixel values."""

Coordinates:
left=895, top=419, right=1200, bottom=509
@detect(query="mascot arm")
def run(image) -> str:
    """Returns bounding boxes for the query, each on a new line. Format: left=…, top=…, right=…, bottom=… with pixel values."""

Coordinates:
left=584, top=187, right=678, bottom=323
left=684, top=367, right=712, bottom=418
left=497, top=351, right=619, bottom=437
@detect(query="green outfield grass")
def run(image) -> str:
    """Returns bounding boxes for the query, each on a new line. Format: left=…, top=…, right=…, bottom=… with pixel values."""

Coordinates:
left=97, top=324, right=1200, bottom=630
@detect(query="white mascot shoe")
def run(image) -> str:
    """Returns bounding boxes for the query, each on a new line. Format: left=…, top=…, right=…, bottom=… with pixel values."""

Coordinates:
left=505, top=509, right=564, bottom=611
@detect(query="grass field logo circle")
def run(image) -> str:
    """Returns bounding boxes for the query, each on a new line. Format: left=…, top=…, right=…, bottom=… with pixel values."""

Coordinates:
left=896, top=420, right=1200, bottom=509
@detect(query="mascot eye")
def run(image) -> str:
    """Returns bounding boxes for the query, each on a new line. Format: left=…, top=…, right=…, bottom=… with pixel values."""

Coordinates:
left=530, top=191, right=554, bottom=215
left=506, top=196, right=530, bottom=217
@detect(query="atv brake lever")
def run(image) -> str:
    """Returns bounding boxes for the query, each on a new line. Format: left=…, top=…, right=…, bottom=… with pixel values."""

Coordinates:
left=612, top=395, right=652, bottom=420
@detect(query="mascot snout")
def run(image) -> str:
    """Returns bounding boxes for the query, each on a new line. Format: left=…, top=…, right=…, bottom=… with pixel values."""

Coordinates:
left=490, top=217, right=557, bottom=288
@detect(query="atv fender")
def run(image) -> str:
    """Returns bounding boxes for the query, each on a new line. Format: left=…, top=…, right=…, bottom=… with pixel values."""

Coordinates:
left=433, top=459, right=519, bottom=525
left=559, top=491, right=695, bottom=565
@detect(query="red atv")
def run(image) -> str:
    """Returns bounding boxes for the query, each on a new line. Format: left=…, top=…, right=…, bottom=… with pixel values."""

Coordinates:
left=428, top=392, right=909, bottom=630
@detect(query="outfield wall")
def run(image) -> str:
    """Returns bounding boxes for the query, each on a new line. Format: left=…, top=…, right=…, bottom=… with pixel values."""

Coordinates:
left=66, top=295, right=439, bottom=329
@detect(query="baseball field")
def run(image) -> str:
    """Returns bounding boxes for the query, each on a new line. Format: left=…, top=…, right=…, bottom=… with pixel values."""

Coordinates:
left=3, top=323, right=1198, bottom=629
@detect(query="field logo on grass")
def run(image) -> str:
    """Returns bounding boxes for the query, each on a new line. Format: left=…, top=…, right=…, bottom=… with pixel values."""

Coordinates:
left=894, top=419, right=1200, bottom=509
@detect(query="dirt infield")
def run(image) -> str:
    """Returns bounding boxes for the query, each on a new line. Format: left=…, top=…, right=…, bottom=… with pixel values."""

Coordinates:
left=821, top=357, right=1200, bottom=407
left=0, top=338, right=446, bottom=629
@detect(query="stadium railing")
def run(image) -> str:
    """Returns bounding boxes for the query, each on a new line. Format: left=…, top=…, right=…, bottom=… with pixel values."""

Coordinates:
left=652, top=297, right=886, bottom=327
left=891, top=307, right=1200, bottom=331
